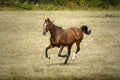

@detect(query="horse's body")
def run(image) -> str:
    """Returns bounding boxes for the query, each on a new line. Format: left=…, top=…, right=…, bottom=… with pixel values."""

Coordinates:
left=43, top=18, right=91, bottom=64
left=50, top=27, right=83, bottom=47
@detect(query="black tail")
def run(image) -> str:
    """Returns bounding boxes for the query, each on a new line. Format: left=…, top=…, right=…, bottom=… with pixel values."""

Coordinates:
left=80, top=25, right=91, bottom=35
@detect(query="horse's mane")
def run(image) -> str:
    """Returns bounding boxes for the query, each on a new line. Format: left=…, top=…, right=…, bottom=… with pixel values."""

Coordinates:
left=57, top=26, right=63, bottom=32
left=58, top=27, right=62, bottom=29
left=52, top=22, right=63, bottom=32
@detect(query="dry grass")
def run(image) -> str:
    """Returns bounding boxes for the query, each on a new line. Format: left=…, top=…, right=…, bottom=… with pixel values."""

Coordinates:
left=0, top=11, right=120, bottom=80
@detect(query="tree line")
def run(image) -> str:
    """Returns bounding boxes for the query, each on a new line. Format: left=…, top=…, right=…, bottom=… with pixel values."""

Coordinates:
left=0, top=0, right=120, bottom=10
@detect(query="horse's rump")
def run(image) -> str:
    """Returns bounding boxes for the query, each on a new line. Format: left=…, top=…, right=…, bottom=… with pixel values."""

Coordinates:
left=64, top=27, right=83, bottom=41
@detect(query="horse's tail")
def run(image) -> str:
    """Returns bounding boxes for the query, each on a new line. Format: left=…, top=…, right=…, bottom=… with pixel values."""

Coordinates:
left=80, top=25, right=91, bottom=35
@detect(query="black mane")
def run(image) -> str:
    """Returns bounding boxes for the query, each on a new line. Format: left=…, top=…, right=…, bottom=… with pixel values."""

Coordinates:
left=58, top=27, right=62, bottom=29
left=57, top=26, right=63, bottom=32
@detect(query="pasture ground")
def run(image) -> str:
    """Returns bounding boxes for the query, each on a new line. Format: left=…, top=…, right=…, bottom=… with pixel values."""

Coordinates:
left=0, top=11, right=120, bottom=80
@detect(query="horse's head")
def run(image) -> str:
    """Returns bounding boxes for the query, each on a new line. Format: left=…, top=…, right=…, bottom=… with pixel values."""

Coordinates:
left=43, top=18, right=53, bottom=36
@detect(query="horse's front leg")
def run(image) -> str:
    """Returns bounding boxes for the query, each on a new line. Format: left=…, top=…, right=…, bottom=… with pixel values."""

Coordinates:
left=46, top=44, right=54, bottom=59
left=58, top=45, right=68, bottom=57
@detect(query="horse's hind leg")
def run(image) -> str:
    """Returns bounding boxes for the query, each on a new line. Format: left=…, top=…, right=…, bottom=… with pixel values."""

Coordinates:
left=64, top=45, right=72, bottom=64
left=72, top=41, right=81, bottom=60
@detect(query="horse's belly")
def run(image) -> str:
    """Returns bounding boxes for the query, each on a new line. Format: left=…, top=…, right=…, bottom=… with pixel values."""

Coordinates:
left=66, top=40, right=76, bottom=45
left=51, top=40, right=61, bottom=47
left=51, top=39, right=75, bottom=47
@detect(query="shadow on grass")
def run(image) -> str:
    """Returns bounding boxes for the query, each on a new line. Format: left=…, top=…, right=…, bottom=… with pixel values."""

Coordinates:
left=45, top=61, right=81, bottom=66
left=46, top=63, right=70, bottom=66
left=0, top=73, right=119, bottom=80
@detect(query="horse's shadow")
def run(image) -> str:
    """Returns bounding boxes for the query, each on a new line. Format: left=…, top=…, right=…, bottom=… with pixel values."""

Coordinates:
left=45, top=62, right=78, bottom=66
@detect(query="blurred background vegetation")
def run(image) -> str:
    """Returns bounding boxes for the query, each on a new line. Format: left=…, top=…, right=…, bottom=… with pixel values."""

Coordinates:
left=0, top=0, right=120, bottom=10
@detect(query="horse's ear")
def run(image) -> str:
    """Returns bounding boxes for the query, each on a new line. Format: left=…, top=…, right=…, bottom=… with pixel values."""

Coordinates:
left=47, top=18, right=50, bottom=22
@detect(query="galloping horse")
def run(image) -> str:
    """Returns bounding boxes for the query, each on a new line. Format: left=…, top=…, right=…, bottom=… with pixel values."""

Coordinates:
left=43, top=18, right=91, bottom=64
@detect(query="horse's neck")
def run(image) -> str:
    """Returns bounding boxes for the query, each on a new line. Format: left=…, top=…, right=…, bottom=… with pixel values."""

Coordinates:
left=50, top=25, right=63, bottom=38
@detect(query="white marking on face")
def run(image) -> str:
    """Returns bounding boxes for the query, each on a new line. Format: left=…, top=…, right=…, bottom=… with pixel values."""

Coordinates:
left=72, top=53, right=77, bottom=60
left=43, top=22, right=47, bottom=29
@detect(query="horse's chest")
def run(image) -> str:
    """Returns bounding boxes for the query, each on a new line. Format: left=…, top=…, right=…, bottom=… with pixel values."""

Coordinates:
left=50, top=38, right=57, bottom=45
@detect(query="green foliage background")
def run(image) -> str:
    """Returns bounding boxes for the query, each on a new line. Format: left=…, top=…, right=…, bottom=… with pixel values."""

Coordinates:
left=0, top=0, right=120, bottom=10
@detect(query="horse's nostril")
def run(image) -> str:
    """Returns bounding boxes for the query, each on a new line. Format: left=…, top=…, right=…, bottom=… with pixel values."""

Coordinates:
left=43, top=32, right=45, bottom=36
left=43, top=31, right=47, bottom=36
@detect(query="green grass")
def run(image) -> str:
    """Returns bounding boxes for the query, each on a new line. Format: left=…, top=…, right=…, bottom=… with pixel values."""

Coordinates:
left=0, top=11, right=120, bottom=80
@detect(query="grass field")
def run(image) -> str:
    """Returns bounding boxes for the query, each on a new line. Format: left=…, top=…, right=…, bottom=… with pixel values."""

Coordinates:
left=0, top=11, right=120, bottom=80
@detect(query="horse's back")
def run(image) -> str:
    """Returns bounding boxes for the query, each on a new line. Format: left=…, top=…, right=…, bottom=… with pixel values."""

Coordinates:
left=65, top=27, right=83, bottom=37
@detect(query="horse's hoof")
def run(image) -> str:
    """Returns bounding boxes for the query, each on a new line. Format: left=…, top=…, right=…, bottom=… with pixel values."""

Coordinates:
left=47, top=56, right=50, bottom=59
left=63, top=62, right=67, bottom=64
left=46, top=56, right=50, bottom=59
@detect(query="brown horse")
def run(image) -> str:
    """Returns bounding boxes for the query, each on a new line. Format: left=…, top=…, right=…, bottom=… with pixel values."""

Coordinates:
left=43, top=18, right=91, bottom=64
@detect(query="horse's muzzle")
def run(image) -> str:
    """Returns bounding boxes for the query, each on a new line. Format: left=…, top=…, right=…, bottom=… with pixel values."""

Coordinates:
left=43, top=31, right=46, bottom=36
left=42, top=30, right=48, bottom=36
